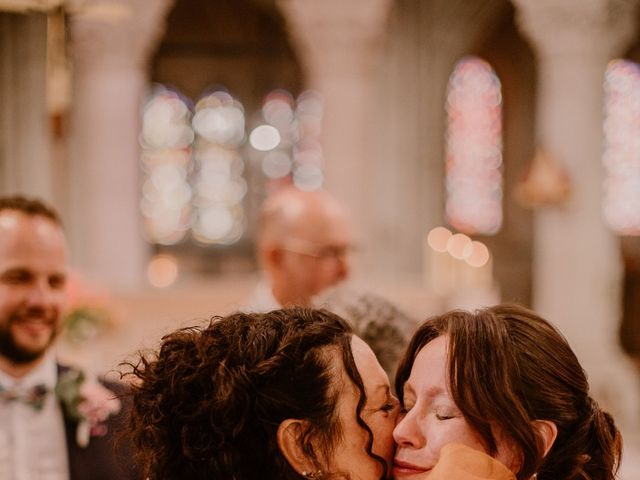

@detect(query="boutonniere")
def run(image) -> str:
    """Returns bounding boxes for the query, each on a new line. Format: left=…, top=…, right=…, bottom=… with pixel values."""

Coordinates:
left=55, top=368, right=122, bottom=448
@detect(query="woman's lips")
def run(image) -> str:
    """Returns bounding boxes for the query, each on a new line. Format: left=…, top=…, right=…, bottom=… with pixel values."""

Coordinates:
left=392, top=459, right=430, bottom=477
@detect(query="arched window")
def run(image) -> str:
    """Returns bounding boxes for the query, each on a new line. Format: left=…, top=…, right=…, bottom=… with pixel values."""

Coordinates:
left=140, top=86, right=323, bottom=248
left=140, top=86, right=249, bottom=246
left=603, top=59, right=640, bottom=235
left=445, top=56, right=503, bottom=235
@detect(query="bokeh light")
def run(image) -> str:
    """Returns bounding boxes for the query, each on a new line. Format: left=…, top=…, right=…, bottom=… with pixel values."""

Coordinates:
left=140, top=86, right=193, bottom=245
left=254, top=89, right=325, bottom=191
left=445, top=56, right=503, bottom=235
left=463, top=241, right=490, bottom=267
left=193, top=90, right=245, bottom=147
left=262, top=151, right=292, bottom=179
left=293, top=164, right=324, bottom=191
left=603, top=59, right=640, bottom=235
left=250, top=125, right=281, bottom=151
left=446, top=233, right=472, bottom=259
left=147, top=254, right=179, bottom=288
left=141, top=91, right=194, bottom=150
left=193, top=105, right=245, bottom=146
left=262, top=90, right=295, bottom=129
left=140, top=86, right=249, bottom=247
left=192, top=89, right=247, bottom=244
left=427, top=226, right=452, bottom=252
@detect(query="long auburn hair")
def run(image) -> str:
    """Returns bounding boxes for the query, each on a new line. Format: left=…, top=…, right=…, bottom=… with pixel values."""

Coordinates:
left=395, top=304, right=622, bottom=480
left=124, top=308, right=388, bottom=480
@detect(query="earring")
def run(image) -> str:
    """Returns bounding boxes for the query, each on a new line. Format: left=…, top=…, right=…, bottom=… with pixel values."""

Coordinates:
left=302, top=470, right=324, bottom=479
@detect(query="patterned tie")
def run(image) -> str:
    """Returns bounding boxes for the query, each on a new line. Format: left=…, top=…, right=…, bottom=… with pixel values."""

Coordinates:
left=0, top=383, right=49, bottom=411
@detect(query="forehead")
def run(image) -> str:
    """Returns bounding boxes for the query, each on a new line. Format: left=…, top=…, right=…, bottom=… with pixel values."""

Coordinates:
left=406, top=335, right=450, bottom=395
left=350, top=336, right=389, bottom=394
left=291, top=204, right=351, bottom=244
left=0, top=211, right=67, bottom=268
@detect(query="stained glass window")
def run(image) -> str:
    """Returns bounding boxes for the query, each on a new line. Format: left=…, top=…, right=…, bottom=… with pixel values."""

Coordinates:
left=140, top=86, right=249, bottom=245
left=603, top=59, right=640, bottom=236
left=445, top=56, right=503, bottom=235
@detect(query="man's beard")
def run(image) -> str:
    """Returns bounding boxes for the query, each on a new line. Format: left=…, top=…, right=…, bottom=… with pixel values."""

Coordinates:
left=0, top=313, right=58, bottom=365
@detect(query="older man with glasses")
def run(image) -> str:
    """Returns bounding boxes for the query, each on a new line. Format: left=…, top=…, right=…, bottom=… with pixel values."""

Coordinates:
left=246, top=186, right=354, bottom=310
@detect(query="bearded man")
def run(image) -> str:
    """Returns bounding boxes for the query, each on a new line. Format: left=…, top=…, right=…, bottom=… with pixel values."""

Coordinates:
left=0, top=196, right=136, bottom=480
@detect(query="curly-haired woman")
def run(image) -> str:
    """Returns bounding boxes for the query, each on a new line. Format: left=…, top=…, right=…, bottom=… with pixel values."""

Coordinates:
left=126, top=308, right=399, bottom=480
left=393, top=304, right=622, bottom=480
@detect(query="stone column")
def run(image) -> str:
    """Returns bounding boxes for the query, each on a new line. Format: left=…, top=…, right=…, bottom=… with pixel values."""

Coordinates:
left=276, top=0, right=392, bottom=257
left=514, top=0, right=640, bottom=426
left=68, top=0, right=173, bottom=289
left=0, top=12, right=52, bottom=200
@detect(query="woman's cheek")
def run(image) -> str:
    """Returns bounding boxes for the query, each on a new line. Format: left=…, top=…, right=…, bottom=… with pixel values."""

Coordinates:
left=381, top=415, right=399, bottom=457
left=367, top=413, right=397, bottom=462
left=426, top=418, right=488, bottom=460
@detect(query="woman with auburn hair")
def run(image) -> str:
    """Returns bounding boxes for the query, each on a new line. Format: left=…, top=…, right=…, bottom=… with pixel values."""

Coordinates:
left=392, top=304, right=622, bottom=480
left=125, top=308, right=399, bottom=480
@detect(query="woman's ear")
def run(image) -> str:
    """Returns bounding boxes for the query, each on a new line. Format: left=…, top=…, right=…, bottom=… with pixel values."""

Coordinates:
left=277, top=419, right=315, bottom=475
left=532, top=420, right=558, bottom=457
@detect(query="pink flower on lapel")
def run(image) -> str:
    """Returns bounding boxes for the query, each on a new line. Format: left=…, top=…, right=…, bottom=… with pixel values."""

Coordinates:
left=56, top=368, right=122, bottom=448
left=75, top=382, right=121, bottom=447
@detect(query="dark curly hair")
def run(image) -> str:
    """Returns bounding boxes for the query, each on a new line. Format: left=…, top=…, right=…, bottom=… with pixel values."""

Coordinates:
left=124, top=308, right=389, bottom=480
left=395, top=304, right=622, bottom=480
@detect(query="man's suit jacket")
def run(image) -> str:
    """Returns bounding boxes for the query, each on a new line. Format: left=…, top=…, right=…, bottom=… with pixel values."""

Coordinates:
left=58, top=365, right=138, bottom=480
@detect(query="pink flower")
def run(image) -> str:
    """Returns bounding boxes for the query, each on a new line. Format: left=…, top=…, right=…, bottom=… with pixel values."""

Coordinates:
left=77, top=382, right=121, bottom=427
left=75, top=382, right=121, bottom=447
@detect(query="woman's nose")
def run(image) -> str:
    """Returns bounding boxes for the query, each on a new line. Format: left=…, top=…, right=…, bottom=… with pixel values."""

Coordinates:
left=393, top=409, right=424, bottom=448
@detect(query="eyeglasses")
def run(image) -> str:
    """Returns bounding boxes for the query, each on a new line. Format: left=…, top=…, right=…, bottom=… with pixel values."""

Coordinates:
left=281, top=240, right=356, bottom=260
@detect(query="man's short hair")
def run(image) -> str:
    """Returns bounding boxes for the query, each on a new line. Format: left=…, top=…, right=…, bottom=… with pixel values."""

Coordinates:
left=0, top=195, right=62, bottom=226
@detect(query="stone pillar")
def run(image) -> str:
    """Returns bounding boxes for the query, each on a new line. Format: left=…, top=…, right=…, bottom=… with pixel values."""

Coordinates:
left=0, top=12, right=52, bottom=200
left=68, top=0, right=173, bottom=289
left=514, top=0, right=640, bottom=426
left=276, top=0, right=392, bottom=256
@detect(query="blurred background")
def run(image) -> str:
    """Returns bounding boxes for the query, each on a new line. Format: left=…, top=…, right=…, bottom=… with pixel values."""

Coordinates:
left=1, top=0, right=640, bottom=471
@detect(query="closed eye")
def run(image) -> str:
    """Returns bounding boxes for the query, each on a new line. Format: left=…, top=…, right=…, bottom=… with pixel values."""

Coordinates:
left=435, top=413, right=455, bottom=420
left=398, top=401, right=412, bottom=415
left=381, top=402, right=396, bottom=413
left=379, top=395, right=400, bottom=415
left=434, top=408, right=461, bottom=420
